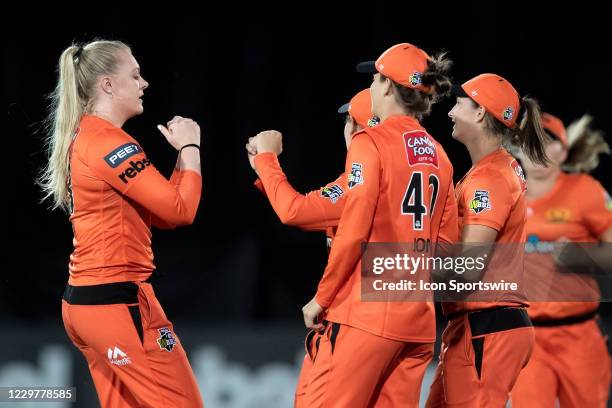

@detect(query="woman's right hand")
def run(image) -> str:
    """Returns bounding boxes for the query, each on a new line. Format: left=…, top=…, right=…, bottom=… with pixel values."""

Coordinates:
left=158, top=116, right=201, bottom=151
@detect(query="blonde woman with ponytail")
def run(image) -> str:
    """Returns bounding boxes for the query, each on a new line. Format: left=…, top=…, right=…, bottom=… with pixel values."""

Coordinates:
left=512, top=113, right=611, bottom=407
left=40, top=40, right=204, bottom=407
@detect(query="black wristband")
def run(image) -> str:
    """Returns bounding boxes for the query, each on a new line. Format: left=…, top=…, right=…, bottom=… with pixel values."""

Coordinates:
left=179, top=144, right=200, bottom=153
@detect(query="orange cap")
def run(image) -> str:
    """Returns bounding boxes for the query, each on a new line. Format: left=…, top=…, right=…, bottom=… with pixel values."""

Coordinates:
left=337, top=89, right=378, bottom=128
left=454, top=73, right=520, bottom=128
left=541, top=112, right=568, bottom=147
left=356, top=43, right=432, bottom=93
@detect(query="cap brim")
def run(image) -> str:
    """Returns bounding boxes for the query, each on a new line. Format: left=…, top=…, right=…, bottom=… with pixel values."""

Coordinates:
left=337, top=103, right=350, bottom=114
left=451, top=84, right=468, bottom=97
left=356, top=61, right=376, bottom=73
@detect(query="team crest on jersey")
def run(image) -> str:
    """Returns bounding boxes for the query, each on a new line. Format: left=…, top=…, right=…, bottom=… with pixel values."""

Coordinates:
left=321, top=184, right=344, bottom=204
left=403, top=131, right=439, bottom=168
left=157, top=327, right=177, bottom=352
left=510, top=160, right=527, bottom=191
left=545, top=208, right=571, bottom=223
left=469, top=190, right=491, bottom=214
left=348, top=163, right=364, bottom=189
left=409, top=71, right=423, bottom=87
left=503, top=107, right=514, bottom=121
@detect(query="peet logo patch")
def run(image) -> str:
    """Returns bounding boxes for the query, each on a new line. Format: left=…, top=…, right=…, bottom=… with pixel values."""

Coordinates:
left=104, top=143, right=142, bottom=168
left=118, top=159, right=152, bottom=183
left=403, top=131, right=439, bottom=168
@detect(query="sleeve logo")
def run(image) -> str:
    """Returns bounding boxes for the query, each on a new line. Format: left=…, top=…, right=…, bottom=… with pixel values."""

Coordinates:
left=511, top=160, right=527, bottom=192
left=469, top=190, right=491, bottom=214
left=157, top=327, right=177, bottom=352
left=104, top=143, right=142, bottom=168
left=118, top=158, right=152, bottom=184
left=348, top=163, right=364, bottom=189
left=403, top=131, right=439, bottom=168
left=321, top=184, right=344, bottom=203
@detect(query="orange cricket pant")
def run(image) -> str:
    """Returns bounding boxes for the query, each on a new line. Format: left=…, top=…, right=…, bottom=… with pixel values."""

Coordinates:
left=511, top=315, right=611, bottom=407
left=426, top=307, right=534, bottom=408
left=296, top=321, right=433, bottom=408
left=61, top=280, right=203, bottom=408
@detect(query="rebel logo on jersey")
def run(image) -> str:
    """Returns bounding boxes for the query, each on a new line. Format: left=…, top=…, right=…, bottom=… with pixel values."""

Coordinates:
left=403, top=131, right=439, bottom=168
left=117, top=159, right=152, bottom=184
left=104, top=143, right=142, bottom=168
left=470, top=190, right=492, bottom=214
left=348, top=163, right=364, bottom=189
left=321, top=185, right=344, bottom=204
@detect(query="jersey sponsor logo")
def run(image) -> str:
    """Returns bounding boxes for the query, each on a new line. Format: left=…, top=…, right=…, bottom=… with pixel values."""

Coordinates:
left=107, top=346, right=131, bottom=366
left=118, top=159, right=152, bottom=184
left=510, top=160, right=527, bottom=192
left=545, top=208, right=571, bottom=223
left=320, top=184, right=344, bottom=204
left=104, top=143, right=142, bottom=168
left=469, top=190, right=491, bottom=214
left=157, top=327, right=177, bottom=352
left=348, top=163, right=364, bottom=189
left=403, top=131, right=439, bottom=168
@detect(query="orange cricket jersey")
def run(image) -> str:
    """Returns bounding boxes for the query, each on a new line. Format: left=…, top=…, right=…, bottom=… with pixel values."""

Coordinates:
left=443, top=148, right=528, bottom=315
left=315, top=115, right=459, bottom=342
left=68, top=115, right=202, bottom=286
left=253, top=152, right=347, bottom=247
left=525, top=172, right=612, bottom=320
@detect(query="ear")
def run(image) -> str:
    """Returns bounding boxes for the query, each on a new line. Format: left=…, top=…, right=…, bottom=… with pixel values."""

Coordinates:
left=383, top=77, right=393, bottom=97
left=100, top=76, right=113, bottom=96
left=474, top=105, right=487, bottom=124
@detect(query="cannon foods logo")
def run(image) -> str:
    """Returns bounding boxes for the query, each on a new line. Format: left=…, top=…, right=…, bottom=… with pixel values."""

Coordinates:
left=403, top=131, right=439, bottom=167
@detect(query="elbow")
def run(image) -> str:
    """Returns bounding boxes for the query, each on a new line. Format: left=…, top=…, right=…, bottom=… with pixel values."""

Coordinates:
left=157, top=210, right=197, bottom=227
left=279, top=213, right=296, bottom=226
left=174, top=212, right=197, bottom=226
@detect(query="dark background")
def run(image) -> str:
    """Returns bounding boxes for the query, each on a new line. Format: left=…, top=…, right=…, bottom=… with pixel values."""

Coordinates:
left=4, top=8, right=611, bottom=324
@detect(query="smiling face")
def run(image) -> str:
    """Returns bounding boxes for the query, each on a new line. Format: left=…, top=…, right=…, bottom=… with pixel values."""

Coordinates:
left=107, top=49, right=149, bottom=119
left=448, top=96, right=485, bottom=145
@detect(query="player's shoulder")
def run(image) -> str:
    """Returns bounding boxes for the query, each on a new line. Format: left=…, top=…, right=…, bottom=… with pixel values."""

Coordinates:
left=565, top=172, right=603, bottom=191
left=80, top=118, right=138, bottom=156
